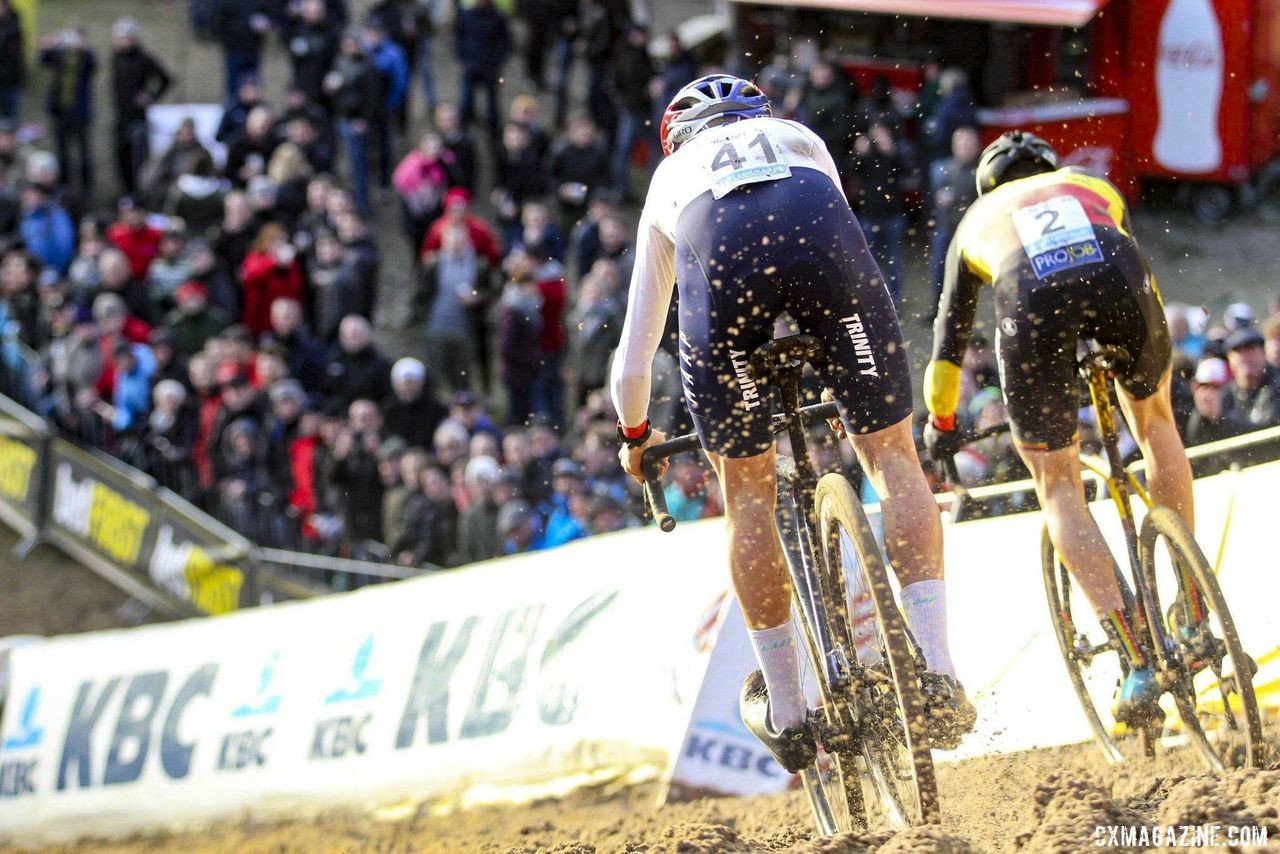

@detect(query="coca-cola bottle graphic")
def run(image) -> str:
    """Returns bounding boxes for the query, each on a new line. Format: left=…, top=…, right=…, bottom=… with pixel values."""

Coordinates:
left=1153, top=0, right=1224, bottom=173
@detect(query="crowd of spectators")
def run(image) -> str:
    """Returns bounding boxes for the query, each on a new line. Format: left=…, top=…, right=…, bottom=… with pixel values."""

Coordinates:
left=0, top=0, right=1277, bottom=583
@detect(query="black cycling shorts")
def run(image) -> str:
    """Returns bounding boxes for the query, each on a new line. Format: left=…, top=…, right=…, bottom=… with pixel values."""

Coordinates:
left=673, top=167, right=913, bottom=458
left=992, top=227, right=1171, bottom=451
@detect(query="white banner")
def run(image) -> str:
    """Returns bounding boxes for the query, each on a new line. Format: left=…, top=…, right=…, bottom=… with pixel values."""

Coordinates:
left=0, top=528, right=729, bottom=843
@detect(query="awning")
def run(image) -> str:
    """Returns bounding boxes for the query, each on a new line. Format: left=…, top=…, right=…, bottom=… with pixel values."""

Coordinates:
left=734, top=0, right=1112, bottom=28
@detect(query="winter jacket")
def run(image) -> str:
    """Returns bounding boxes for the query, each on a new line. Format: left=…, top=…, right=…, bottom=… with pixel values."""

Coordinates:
left=107, top=222, right=163, bottom=279
left=454, top=5, right=510, bottom=74
left=498, top=285, right=543, bottom=384
left=39, top=46, right=98, bottom=122
left=369, top=39, right=409, bottom=112
left=286, top=19, right=340, bottom=104
left=328, top=51, right=379, bottom=122
left=19, top=202, right=76, bottom=274
left=381, top=390, right=447, bottom=450
left=322, top=344, right=392, bottom=406
left=111, top=45, right=171, bottom=124
left=239, top=251, right=304, bottom=338
left=0, top=12, right=25, bottom=89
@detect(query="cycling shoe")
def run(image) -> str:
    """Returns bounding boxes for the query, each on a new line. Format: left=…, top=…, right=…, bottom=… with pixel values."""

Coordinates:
left=920, top=672, right=976, bottom=750
left=740, top=670, right=816, bottom=774
left=1113, top=667, right=1165, bottom=727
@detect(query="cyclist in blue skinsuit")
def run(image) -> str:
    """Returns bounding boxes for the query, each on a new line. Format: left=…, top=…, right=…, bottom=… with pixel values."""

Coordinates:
left=611, top=75, right=976, bottom=771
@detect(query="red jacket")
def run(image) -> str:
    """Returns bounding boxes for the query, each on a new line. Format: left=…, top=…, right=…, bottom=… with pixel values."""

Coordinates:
left=194, top=392, right=222, bottom=489
left=106, top=223, right=163, bottom=280
left=240, top=252, right=304, bottom=338
left=537, top=274, right=566, bottom=354
left=420, top=214, right=502, bottom=266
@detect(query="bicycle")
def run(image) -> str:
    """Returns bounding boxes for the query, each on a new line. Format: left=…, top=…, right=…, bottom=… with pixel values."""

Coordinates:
left=942, top=344, right=1263, bottom=770
left=640, top=334, right=940, bottom=834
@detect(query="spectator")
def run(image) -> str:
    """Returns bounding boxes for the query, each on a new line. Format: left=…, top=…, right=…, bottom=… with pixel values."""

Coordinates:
left=432, top=101, right=477, bottom=193
left=510, top=94, right=551, bottom=159
left=324, top=314, right=392, bottom=406
left=496, top=499, right=538, bottom=555
left=566, top=265, right=621, bottom=405
left=497, top=263, right=543, bottom=425
left=147, top=224, right=193, bottom=312
left=267, top=142, right=314, bottom=221
left=330, top=397, right=386, bottom=545
left=263, top=377, right=309, bottom=491
left=794, top=59, right=853, bottom=167
left=454, top=0, right=510, bottom=141
left=265, top=297, right=324, bottom=391
left=107, top=197, right=162, bottom=280
left=66, top=219, right=106, bottom=301
left=1166, top=302, right=1206, bottom=361
left=393, top=131, right=459, bottom=265
left=366, top=0, right=425, bottom=129
left=579, top=0, right=622, bottom=138
left=654, top=29, right=696, bottom=107
left=516, top=200, right=564, bottom=263
left=37, top=28, right=97, bottom=196
left=306, top=230, right=356, bottom=341
left=592, top=214, right=632, bottom=284
left=0, top=1, right=22, bottom=121
left=18, top=184, right=75, bottom=274
left=104, top=339, right=156, bottom=432
left=380, top=441, right=421, bottom=549
left=212, top=0, right=274, bottom=101
left=393, top=462, right=457, bottom=566
left=278, top=92, right=334, bottom=174
left=422, top=225, right=485, bottom=391
left=325, top=30, right=380, bottom=212
left=239, top=222, right=303, bottom=338
left=420, top=187, right=501, bottom=267
left=920, top=67, right=976, bottom=167
left=286, top=0, right=341, bottom=106
left=1184, top=357, right=1234, bottom=445
left=335, top=210, right=379, bottom=318
left=99, top=246, right=153, bottom=323
left=1219, top=326, right=1280, bottom=434
left=226, top=106, right=279, bottom=188
left=570, top=189, right=618, bottom=275
left=491, top=122, right=549, bottom=242
left=216, top=74, right=264, bottom=145
left=163, top=159, right=227, bottom=239
left=929, top=125, right=980, bottom=312
left=212, top=191, right=258, bottom=284
left=525, top=244, right=567, bottom=425
left=110, top=19, right=171, bottom=196
left=144, top=117, right=214, bottom=207
left=361, top=17, right=409, bottom=191
left=1, top=250, right=42, bottom=347
left=548, top=116, right=610, bottom=230
left=166, top=281, right=228, bottom=358
left=851, top=121, right=911, bottom=306
left=1263, top=315, right=1280, bottom=368
left=184, top=239, right=238, bottom=320
left=537, top=457, right=588, bottom=548
left=138, top=378, right=197, bottom=494
left=0, top=119, right=29, bottom=202
left=1223, top=301, right=1256, bottom=332
left=382, top=356, right=447, bottom=449
left=456, top=454, right=502, bottom=564
left=520, top=0, right=576, bottom=103
left=609, top=23, right=654, bottom=201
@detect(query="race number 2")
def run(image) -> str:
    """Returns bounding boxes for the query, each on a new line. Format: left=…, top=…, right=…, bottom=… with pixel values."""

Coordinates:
left=1012, top=195, right=1103, bottom=279
left=707, top=131, right=791, bottom=198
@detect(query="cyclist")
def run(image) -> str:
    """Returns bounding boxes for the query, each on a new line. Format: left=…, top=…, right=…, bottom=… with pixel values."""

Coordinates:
left=611, top=74, right=974, bottom=773
left=922, top=131, right=1195, bottom=725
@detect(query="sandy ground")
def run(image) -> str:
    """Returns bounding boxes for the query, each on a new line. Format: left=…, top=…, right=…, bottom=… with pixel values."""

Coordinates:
left=22, top=735, right=1276, bottom=853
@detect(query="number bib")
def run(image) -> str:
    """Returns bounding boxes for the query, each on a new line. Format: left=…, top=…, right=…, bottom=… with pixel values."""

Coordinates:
left=1012, top=195, right=1103, bottom=280
left=705, top=131, right=793, bottom=199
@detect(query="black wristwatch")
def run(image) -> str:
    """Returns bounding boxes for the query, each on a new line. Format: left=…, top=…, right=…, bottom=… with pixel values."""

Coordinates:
left=617, top=418, right=652, bottom=448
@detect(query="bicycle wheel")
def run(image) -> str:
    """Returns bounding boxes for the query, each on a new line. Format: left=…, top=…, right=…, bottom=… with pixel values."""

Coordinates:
left=814, top=473, right=940, bottom=828
left=1040, top=525, right=1127, bottom=763
left=1139, top=505, right=1264, bottom=770
left=774, top=480, right=867, bottom=834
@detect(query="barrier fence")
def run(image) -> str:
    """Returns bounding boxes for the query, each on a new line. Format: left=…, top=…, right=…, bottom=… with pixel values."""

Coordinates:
left=1, top=382, right=1278, bottom=620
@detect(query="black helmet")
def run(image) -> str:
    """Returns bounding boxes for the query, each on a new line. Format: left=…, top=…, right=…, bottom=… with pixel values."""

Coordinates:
left=975, top=131, right=1060, bottom=196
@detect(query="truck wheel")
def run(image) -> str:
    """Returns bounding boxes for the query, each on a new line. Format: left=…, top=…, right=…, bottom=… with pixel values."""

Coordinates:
left=1188, top=184, right=1233, bottom=225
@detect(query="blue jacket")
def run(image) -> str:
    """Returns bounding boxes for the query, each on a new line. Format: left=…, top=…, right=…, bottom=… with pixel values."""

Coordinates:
left=370, top=39, right=409, bottom=112
left=19, top=202, right=76, bottom=274
left=112, top=345, right=157, bottom=432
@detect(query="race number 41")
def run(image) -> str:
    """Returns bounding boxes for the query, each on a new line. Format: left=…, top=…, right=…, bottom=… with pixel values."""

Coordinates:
left=707, top=132, right=791, bottom=199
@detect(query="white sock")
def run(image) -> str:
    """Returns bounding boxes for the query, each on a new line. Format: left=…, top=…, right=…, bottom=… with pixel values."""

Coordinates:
left=899, top=580, right=957, bottom=678
left=748, top=620, right=806, bottom=731
left=841, top=529, right=884, bottom=667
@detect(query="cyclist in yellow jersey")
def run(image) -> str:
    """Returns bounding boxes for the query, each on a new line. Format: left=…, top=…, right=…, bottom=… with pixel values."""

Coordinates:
left=922, top=131, right=1195, bottom=724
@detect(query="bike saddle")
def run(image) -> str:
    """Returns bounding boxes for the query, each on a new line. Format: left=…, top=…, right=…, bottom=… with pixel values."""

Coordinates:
left=748, top=334, right=826, bottom=386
